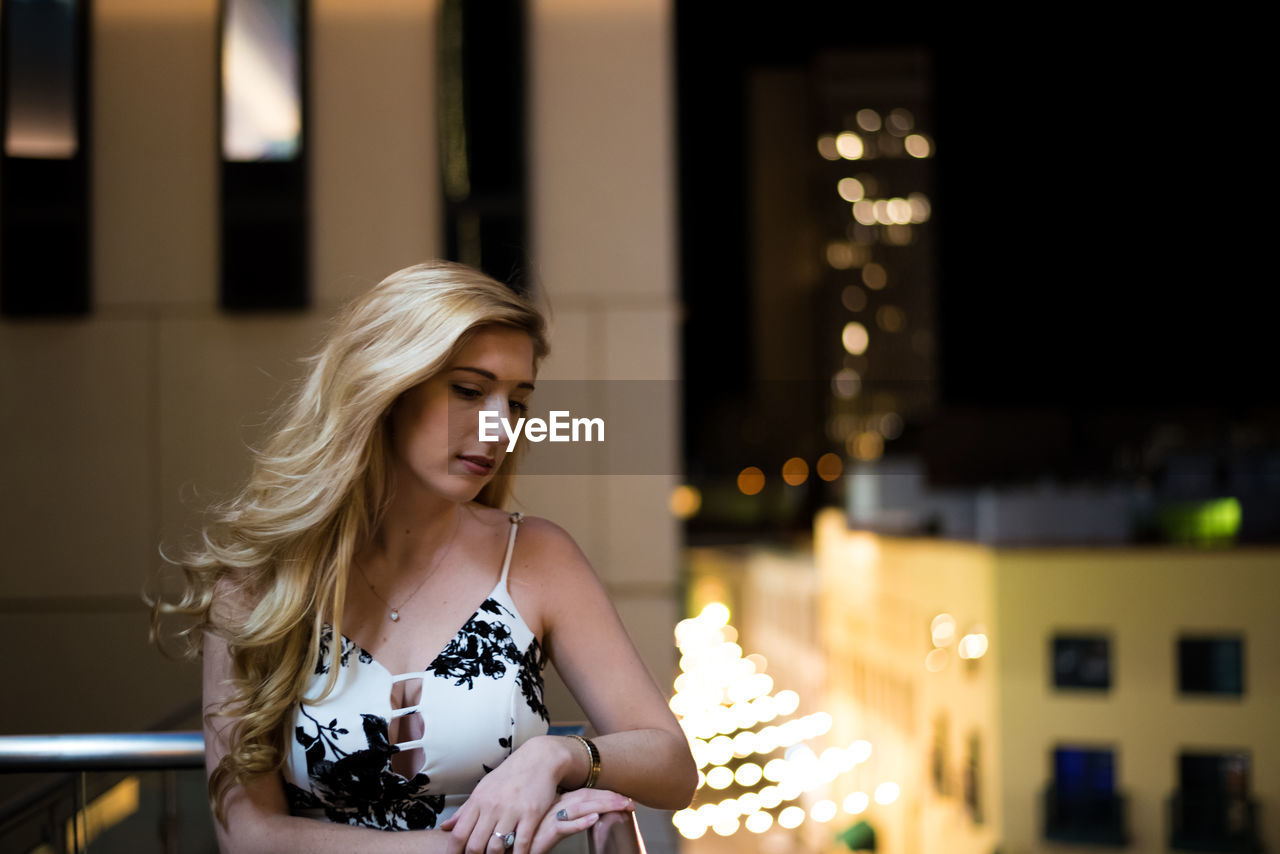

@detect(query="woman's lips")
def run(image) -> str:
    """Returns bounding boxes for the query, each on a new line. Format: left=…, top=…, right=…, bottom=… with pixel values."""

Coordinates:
left=457, top=454, right=495, bottom=475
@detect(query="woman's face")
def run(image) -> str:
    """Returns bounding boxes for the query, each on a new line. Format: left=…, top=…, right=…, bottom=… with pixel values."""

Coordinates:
left=389, top=325, right=536, bottom=506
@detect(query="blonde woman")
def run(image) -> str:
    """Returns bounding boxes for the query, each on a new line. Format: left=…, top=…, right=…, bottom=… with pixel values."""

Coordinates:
left=157, top=262, right=697, bottom=853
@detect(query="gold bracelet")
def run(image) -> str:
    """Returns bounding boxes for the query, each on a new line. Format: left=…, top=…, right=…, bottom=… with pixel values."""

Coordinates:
left=570, top=735, right=601, bottom=789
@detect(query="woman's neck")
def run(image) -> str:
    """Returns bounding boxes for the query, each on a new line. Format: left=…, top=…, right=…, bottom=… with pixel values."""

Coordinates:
left=368, top=486, right=466, bottom=577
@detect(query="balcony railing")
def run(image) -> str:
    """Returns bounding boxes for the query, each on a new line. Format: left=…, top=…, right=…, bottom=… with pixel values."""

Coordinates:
left=1, top=729, right=649, bottom=854
left=1169, top=791, right=1263, bottom=852
left=1043, top=784, right=1129, bottom=846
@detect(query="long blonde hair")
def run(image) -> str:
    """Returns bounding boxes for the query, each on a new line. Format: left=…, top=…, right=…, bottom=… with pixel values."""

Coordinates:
left=152, top=261, right=549, bottom=822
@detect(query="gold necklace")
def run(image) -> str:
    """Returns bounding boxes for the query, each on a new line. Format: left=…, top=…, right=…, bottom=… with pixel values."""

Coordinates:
left=357, top=513, right=461, bottom=622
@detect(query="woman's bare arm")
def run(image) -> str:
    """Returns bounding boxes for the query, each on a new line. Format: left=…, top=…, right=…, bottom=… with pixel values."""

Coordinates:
left=516, top=517, right=698, bottom=810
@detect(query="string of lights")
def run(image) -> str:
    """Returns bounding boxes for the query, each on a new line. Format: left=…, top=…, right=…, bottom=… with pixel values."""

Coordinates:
left=670, top=603, right=899, bottom=841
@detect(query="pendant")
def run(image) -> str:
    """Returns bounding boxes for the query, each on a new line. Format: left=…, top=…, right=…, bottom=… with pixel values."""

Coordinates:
left=389, top=609, right=400, bottom=622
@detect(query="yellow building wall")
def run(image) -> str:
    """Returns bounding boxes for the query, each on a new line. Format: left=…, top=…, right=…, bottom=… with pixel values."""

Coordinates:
left=689, top=512, right=1280, bottom=854
left=995, top=546, right=1280, bottom=854
left=816, top=509, right=1001, bottom=854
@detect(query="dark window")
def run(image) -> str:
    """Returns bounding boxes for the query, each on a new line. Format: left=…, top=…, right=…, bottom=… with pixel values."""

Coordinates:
left=0, top=0, right=91, bottom=316
left=1170, top=751, right=1260, bottom=851
left=930, top=714, right=947, bottom=795
left=1044, top=746, right=1127, bottom=845
left=218, top=0, right=308, bottom=311
left=964, top=732, right=982, bottom=825
left=1056, top=747, right=1115, bottom=795
left=1052, top=634, right=1111, bottom=690
left=1178, top=636, right=1244, bottom=696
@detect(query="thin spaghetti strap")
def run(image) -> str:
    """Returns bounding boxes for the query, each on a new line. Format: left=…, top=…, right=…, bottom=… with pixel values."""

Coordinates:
left=499, top=512, right=523, bottom=585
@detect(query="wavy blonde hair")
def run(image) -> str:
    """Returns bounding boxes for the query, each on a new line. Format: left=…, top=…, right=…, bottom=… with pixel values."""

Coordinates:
left=152, top=261, right=549, bottom=822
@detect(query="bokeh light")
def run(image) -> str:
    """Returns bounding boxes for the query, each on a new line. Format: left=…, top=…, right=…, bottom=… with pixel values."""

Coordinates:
left=816, top=453, right=843, bottom=482
left=931, top=613, right=957, bottom=647
left=778, top=806, right=806, bottom=829
left=817, top=134, right=840, bottom=161
left=826, top=241, right=855, bottom=270
left=876, top=305, right=905, bottom=333
left=843, top=791, right=870, bottom=814
left=737, top=467, right=765, bottom=496
left=925, top=647, right=948, bottom=672
left=669, top=485, right=702, bottom=519
left=782, top=457, right=809, bottom=486
left=841, top=322, right=869, bottom=356
left=875, top=782, right=901, bottom=805
left=838, top=177, right=865, bottom=202
left=848, top=431, right=884, bottom=461
left=887, top=108, right=914, bottom=135
left=835, top=131, right=864, bottom=160
left=855, top=109, right=881, bottom=132
left=905, top=133, right=932, bottom=158
left=841, top=285, right=867, bottom=312
left=862, top=263, right=887, bottom=290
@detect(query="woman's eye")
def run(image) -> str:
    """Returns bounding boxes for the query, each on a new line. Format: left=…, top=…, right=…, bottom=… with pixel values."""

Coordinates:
left=510, top=399, right=529, bottom=414
left=451, top=384, right=482, bottom=400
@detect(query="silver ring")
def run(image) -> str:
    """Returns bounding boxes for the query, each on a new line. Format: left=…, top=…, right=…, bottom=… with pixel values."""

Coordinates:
left=494, top=830, right=516, bottom=849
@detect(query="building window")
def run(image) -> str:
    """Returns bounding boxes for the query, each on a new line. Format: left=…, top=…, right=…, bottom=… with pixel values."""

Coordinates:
left=1044, top=746, right=1127, bottom=845
left=1, top=0, right=91, bottom=315
left=1170, top=751, right=1260, bottom=852
left=218, top=0, right=309, bottom=310
left=1052, top=634, right=1111, bottom=690
left=964, top=732, right=983, bottom=825
left=930, top=714, right=948, bottom=795
left=1177, top=635, right=1244, bottom=697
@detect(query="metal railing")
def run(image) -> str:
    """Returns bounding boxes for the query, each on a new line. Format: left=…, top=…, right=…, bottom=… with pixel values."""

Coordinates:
left=0, top=732, right=205, bottom=773
left=1042, top=784, right=1129, bottom=846
left=0, top=730, right=648, bottom=854
left=1169, top=791, right=1263, bottom=853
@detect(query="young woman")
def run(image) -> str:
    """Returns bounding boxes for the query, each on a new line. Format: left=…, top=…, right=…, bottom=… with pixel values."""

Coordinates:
left=157, top=262, right=697, bottom=854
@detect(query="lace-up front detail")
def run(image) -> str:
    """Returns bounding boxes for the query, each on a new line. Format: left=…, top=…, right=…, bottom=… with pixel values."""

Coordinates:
left=283, top=513, right=549, bottom=830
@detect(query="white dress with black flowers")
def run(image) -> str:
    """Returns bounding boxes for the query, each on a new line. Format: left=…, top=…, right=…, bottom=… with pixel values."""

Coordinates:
left=283, top=513, right=550, bottom=830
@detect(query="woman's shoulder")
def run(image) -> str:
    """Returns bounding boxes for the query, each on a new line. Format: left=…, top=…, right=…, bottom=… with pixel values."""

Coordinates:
left=476, top=510, right=594, bottom=592
left=515, top=514, right=588, bottom=561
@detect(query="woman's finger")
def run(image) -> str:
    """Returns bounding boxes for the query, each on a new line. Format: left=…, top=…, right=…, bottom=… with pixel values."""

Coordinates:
left=551, top=790, right=633, bottom=820
left=448, top=807, right=481, bottom=853
left=511, top=812, right=533, bottom=854
left=481, top=811, right=524, bottom=854
left=531, top=812, right=599, bottom=854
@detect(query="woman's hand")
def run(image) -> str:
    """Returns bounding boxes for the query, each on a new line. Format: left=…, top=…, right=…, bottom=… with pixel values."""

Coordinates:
left=439, top=736, right=573, bottom=854
left=528, top=789, right=633, bottom=854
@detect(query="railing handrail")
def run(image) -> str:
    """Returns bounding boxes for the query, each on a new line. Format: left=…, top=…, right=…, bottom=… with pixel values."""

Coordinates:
left=0, top=728, right=649, bottom=854
left=0, top=731, right=205, bottom=773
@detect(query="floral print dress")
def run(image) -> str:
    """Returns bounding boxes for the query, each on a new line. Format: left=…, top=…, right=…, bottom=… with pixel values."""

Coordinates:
left=283, top=513, right=550, bottom=830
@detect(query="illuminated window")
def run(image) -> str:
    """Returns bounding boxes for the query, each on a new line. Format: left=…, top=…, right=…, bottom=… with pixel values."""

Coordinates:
left=219, top=0, right=308, bottom=310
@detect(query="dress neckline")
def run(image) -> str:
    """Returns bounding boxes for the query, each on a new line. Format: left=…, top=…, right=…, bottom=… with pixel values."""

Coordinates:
left=332, top=511, right=526, bottom=679
left=335, top=573, right=513, bottom=680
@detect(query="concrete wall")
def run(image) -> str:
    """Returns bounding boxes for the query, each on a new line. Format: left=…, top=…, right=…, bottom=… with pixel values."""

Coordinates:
left=0, top=0, right=679, bottom=750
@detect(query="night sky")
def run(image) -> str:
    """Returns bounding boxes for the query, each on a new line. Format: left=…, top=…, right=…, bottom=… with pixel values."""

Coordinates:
left=677, top=6, right=1273, bottom=504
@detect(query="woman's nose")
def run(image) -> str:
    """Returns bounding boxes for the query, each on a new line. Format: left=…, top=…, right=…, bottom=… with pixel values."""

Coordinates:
left=484, top=394, right=517, bottom=442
